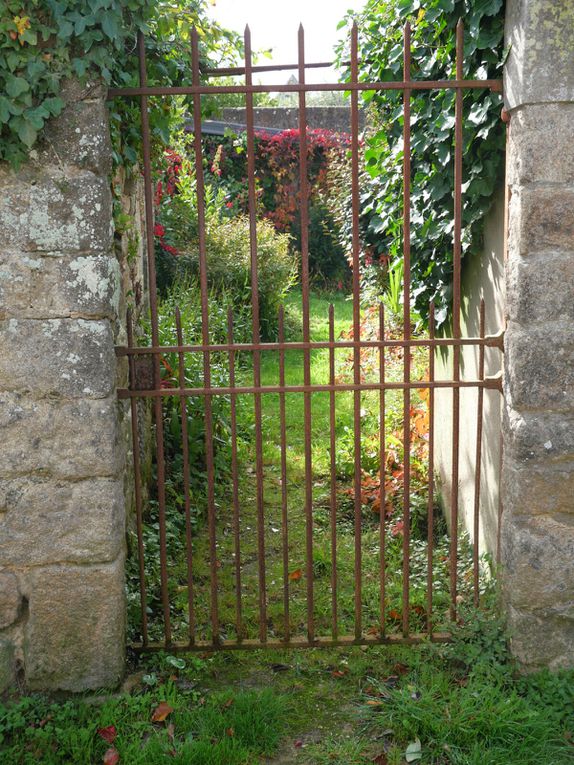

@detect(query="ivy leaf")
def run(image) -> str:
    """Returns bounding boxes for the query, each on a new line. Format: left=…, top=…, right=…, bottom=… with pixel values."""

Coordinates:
left=6, top=76, right=29, bottom=98
left=0, top=97, right=11, bottom=124
left=14, top=117, right=38, bottom=147
left=101, top=14, right=119, bottom=40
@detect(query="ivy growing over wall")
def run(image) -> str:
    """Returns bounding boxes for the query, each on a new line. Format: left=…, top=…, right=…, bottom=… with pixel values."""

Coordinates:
left=0, top=1, right=241, bottom=167
left=338, top=0, right=506, bottom=326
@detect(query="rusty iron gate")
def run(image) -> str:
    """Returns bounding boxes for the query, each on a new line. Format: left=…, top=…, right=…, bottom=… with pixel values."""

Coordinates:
left=112, top=20, right=504, bottom=652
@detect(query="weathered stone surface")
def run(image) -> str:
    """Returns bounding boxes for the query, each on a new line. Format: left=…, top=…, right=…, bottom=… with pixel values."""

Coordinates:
left=504, top=322, right=574, bottom=412
left=506, top=104, right=574, bottom=185
left=501, top=513, right=574, bottom=610
left=0, top=394, right=123, bottom=479
left=503, top=455, right=574, bottom=517
left=508, top=186, right=574, bottom=256
left=42, top=81, right=112, bottom=176
left=0, top=639, right=15, bottom=693
left=0, top=572, right=21, bottom=629
left=0, top=478, right=124, bottom=565
left=505, top=0, right=574, bottom=109
left=505, top=251, right=574, bottom=325
left=0, top=318, right=115, bottom=398
left=25, top=558, right=125, bottom=691
left=507, top=605, right=574, bottom=671
left=0, top=165, right=113, bottom=253
left=504, top=327, right=574, bottom=412
left=0, top=251, right=121, bottom=321
left=505, top=409, right=574, bottom=464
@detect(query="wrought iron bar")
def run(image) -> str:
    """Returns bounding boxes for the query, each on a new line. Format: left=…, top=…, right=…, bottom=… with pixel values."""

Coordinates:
left=191, top=27, right=220, bottom=642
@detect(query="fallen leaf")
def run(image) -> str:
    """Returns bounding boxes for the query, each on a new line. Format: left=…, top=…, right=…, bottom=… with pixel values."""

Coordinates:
left=103, top=748, right=120, bottom=765
left=151, top=702, right=174, bottom=723
left=288, top=568, right=302, bottom=581
left=270, top=663, right=291, bottom=673
left=405, top=738, right=422, bottom=762
left=331, top=669, right=347, bottom=678
left=366, top=699, right=385, bottom=707
left=222, top=698, right=234, bottom=709
left=167, top=723, right=175, bottom=742
left=294, top=740, right=303, bottom=748
left=97, top=726, right=117, bottom=744
left=392, top=662, right=409, bottom=676
left=226, top=727, right=234, bottom=737
left=372, top=754, right=389, bottom=765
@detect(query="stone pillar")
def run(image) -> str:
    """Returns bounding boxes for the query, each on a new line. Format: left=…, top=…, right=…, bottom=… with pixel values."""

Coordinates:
left=0, top=81, right=126, bottom=690
left=502, top=0, right=574, bottom=669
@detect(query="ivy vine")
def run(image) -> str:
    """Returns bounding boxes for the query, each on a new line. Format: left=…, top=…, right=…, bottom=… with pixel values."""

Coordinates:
left=0, top=1, right=241, bottom=168
left=338, top=0, right=506, bottom=326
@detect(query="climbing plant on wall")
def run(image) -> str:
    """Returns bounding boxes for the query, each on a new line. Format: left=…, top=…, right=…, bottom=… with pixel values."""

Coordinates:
left=337, top=0, right=506, bottom=326
left=0, top=0, right=241, bottom=167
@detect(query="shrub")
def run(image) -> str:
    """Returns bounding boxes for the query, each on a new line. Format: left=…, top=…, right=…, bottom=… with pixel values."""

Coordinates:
left=203, top=129, right=353, bottom=285
left=157, top=153, right=298, bottom=339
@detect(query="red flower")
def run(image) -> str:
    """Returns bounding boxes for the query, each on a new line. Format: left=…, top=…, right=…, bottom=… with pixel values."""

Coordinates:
left=154, top=223, right=165, bottom=237
left=160, top=243, right=179, bottom=256
left=391, top=520, right=404, bottom=537
left=226, top=201, right=233, bottom=208
left=154, top=181, right=163, bottom=206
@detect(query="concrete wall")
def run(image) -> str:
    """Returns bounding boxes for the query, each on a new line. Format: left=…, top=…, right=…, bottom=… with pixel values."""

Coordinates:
left=501, top=0, right=574, bottom=669
left=221, top=106, right=365, bottom=133
left=434, top=192, right=505, bottom=557
left=0, top=81, right=142, bottom=691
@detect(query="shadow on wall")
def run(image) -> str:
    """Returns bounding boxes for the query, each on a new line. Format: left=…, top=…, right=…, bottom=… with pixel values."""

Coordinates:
left=434, top=188, right=505, bottom=559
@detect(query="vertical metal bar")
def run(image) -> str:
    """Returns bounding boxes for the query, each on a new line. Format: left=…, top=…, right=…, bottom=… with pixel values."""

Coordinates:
left=191, top=28, right=219, bottom=641
left=298, top=24, right=315, bottom=644
left=244, top=26, right=267, bottom=642
left=175, top=307, right=196, bottom=645
left=350, top=22, right=363, bottom=641
left=379, top=302, right=386, bottom=637
left=473, top=298, right=485, bottom=606
left=328, top=303, right=338, bottom=639
left=402, top=21, right=412, bottom=638
left=278, top=306, right=290, bottom=642
left=137, top=32, right=171, bottom=644
left=427, top=302, right=436, bottom=634
left=450, top=19, right=464, bottom=621
left=227, top=308, right=243, bottom=639
left=126, top=309, right=149, bottom=647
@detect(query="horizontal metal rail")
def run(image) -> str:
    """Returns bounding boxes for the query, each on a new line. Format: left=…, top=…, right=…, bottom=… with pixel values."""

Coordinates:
left=118, top=377, right=503, bottom=398
left=115, top=333, right=504, bottom=356
left=108, top=79, right=502, bottom=99
left=131, top=632, right=453, bottom=653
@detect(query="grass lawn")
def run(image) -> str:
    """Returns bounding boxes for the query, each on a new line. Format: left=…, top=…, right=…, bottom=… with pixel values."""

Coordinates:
left=3, top=289, right=574, bottom=764
left=162, top=288, right=482, bottom=644
left=3, top=619, right=574, bottom=764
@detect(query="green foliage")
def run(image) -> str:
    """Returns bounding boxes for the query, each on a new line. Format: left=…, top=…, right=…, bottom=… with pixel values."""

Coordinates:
left=127, top=281, right=252, bottom=640
left=202, top=128, right=353, bottom=285
left=0, top=1, right=241, bottom=167
left=155, top=150, right=298, bottom=340
left=0, top=685, right=286, bottom=764
left=337, top=0, right=505, bottom=326
left=180, top=214, right=296, bottom=340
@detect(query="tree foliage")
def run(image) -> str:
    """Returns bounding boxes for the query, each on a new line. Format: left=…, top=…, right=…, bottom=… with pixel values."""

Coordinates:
left=0, top=0, right=241, bottom=167
left=337, top=0, right=505, bottom=326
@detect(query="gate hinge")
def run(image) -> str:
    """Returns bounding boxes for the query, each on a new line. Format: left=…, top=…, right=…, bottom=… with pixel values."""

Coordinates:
left=484, top=372, right=503, bottom=393
left=485, top=330, right=505, bottom=351
left=132, top=355, right=155, bottom=391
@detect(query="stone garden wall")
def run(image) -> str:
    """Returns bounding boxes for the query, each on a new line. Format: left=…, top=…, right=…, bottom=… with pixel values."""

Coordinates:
left=0, top=81, right=145, bottom=691
left=501, top=0, right=574, bottom=669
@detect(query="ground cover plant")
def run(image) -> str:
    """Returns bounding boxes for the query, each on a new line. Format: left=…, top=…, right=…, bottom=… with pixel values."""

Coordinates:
left=129, top=286, right=490, bottom=646
left=3, top=609, right=574, bottom=764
